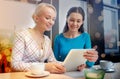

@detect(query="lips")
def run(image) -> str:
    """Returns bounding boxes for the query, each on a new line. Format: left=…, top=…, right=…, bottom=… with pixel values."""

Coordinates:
left=71, top=26, right=79, bottom=29
left=47, top=25, right=52, bottom=28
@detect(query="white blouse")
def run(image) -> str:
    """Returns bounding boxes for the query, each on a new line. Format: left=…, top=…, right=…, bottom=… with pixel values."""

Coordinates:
left=11, top=29, right=57, bottom=71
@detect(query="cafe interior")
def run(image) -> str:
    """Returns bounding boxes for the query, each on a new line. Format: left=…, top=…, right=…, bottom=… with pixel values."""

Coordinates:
left=0, top=0, right=120, bottom=79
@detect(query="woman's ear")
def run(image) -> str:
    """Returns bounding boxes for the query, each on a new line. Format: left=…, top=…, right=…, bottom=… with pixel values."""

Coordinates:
left=66, top=18, right=69, bottom=23
left=32, top=14, right=38, bottom=23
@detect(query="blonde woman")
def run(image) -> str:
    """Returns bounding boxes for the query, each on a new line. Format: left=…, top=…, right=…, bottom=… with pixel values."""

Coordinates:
left=11, top=3, right=65, bottom=74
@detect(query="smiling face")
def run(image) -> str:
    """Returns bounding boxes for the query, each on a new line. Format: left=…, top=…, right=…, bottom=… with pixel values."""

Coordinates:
left=67, top=12, right=83, bottom=32
left=34, top=6, right=56, bottom=32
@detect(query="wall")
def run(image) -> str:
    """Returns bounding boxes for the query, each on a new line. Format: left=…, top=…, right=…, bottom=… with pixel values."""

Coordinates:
left=0, top=0, right=35, bottom=38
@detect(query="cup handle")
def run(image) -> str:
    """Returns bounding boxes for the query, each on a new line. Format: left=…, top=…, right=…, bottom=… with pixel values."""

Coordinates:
left=110, top=62, right=114, bottom=68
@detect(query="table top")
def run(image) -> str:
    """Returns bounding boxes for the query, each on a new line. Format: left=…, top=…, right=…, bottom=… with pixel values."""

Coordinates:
left=0, top=63, right=120, bottom=79
left=103, top=62, right=120, bottom=79
left=0, top=72, right=74, bottom=79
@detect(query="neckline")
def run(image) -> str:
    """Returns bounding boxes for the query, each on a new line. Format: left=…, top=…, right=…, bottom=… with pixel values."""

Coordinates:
left=28, top=28, right=45, bottom=50
left=62, top=33, right=82, bottom=40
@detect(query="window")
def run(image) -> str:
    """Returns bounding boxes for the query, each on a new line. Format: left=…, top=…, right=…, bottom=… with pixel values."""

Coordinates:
left=103, top=0, right=119, bottom=53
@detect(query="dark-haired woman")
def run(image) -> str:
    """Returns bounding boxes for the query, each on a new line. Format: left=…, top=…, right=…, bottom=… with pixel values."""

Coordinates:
left=54, top=7, right=98, bottom=71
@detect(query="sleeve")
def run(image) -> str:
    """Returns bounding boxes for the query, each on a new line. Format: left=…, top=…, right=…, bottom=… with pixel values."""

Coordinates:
left=46, top=37, right=57, bottom=62
left=86, top=61, right=95, bottom=68
left=53, top=35, right=60, bottom=61
left=11, top=32, right=32, bottom=72
left=47, top=44, right=57, bottom=62
left=84, top=34, right=91, bottom=48
left=85, top=33, right=95, bottom=67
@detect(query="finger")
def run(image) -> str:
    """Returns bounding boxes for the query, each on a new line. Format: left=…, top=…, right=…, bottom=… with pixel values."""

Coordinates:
left=55, top=63, right=65, bottom=70
left=51, top=66, right=63, bottom=74
left=87, top=56, right=98, bottom=62
left=93, top=45, right=98, bottom=50
left=77, top=64, right=86, bottom=71
left=52, top=70, right=64, bottom=74
left=84, top=52, right=94, bottom=57
left=51, top=69, right=63, bottom=74
left=54, top=64, right=66, bottom=73
left=87, top=53, right=98, bottom=58
left=87, top=50, right=98, bottom=55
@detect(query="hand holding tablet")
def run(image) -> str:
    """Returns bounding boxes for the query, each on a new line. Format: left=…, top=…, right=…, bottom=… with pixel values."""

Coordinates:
left=63, top=49, right=94, bottom=72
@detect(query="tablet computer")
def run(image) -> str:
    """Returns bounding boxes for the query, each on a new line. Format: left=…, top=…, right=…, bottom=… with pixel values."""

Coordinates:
left=63, top=49, right=94, bottom=72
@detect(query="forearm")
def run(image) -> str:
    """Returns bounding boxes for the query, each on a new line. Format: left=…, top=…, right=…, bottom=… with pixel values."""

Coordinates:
left=11, top=61, right=31, bottom=72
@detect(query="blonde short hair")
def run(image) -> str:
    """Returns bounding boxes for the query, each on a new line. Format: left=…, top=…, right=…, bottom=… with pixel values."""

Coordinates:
left=33, top=3, right=56, bottom=16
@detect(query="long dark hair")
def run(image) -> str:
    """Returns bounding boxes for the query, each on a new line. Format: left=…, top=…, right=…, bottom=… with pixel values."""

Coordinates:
left=63, top=7, right=85, bottom=33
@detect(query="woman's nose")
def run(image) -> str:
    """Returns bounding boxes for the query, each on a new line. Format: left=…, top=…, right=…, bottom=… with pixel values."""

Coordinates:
left=73, top=21, right=77, bottom=25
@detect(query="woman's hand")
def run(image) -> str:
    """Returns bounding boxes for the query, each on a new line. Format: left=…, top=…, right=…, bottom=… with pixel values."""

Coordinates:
left=77, top=64, right=86, bottom=71
left=84, top=46, right=98, bottom=62
left=45, top=62, right=66, bottom=74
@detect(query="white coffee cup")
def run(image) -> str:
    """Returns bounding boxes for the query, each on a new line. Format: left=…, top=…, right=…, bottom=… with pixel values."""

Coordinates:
left=30, top=63, right=45, bottom=75
left=100, top=60, right=114, bottom=70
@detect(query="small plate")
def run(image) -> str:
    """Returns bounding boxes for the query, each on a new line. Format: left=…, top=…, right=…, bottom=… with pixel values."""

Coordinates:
left=105, top=68, right=115, bottom=73
left=25, top=71, right=50, bottom=78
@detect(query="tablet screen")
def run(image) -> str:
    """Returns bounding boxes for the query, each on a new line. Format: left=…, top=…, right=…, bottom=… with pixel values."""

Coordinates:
left=63, top=49, right=94, bottom=72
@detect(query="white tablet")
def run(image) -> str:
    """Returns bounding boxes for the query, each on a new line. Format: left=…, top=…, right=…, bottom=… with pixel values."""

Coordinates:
left=63, top=49, right=94, bottom=72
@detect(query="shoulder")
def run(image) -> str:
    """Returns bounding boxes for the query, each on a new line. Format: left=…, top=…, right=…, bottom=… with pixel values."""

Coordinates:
left=15, top=28, right=29, bottom=37
left=55, top=33, right=64, bottom=39
left=81, top=32, right=90, bottom=37
left=80, top=32, right=91, bottom=39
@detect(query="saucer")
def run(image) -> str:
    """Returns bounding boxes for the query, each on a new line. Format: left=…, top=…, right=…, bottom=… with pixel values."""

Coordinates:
left=104, top=68, right=115, bottom=73
left=25, top=71, right=50, bottom=78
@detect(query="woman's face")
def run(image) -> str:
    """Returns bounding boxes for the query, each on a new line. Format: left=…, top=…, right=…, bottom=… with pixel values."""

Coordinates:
left=67, top=12, right=83, bottom=32
left=36, top=7, right=56, bottom=31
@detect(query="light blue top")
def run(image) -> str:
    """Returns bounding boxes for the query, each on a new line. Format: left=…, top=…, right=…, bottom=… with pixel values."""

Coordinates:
left=53, top=32, right=95, bottom=67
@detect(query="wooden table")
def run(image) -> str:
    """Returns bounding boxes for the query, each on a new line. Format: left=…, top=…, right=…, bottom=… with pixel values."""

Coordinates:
left=0, top=72, right=74, bottom=79
left=0, top=63, right=120, bottom=79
